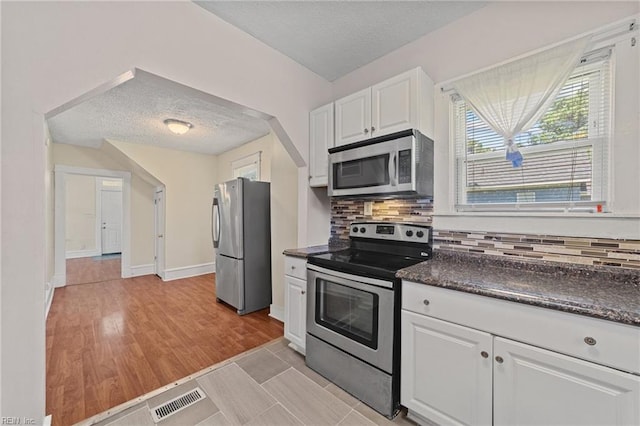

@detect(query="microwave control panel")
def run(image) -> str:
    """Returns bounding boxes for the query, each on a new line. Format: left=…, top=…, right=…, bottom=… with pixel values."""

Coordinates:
left=398, top=149, right=412, bottom=184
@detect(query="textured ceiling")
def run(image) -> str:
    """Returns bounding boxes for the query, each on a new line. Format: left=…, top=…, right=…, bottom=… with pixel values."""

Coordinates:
left=195, top=1, right=487, bottom=81
left=47, top=69, right=272, bottom=155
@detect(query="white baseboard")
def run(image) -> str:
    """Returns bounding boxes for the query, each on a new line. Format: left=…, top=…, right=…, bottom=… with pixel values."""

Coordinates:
left=45, top=283, right=55, bottom=319
left=52, top=273, right=66, bottom=288
left=65, top=249, right=101, bottom=259
left=130, top=263, right=155, bottom=277
left=43, top=415, right=52, bottom=426
left=269, top=304, right=284, bottom=322
left=163, top=262, right=215, bottom=281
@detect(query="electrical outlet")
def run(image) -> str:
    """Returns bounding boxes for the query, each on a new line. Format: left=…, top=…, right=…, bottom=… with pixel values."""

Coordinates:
left=364, top=201, right=373, bottom=216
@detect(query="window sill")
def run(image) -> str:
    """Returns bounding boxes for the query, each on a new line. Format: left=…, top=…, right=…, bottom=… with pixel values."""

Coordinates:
left=432, top=211, right=640, bottom=239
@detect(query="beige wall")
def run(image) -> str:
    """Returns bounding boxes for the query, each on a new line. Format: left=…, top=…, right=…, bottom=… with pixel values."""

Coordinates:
left=130, top=180, right=155, bottom=267
left=44, top=126, right=55, bottom=316
left=65, top=174, right=97, bottom=253
left=108, top=140, right=218, bottom=270
left=53, top=143, right=156, bottom=266
left=217, top=134, right=273, bottom=182
left=217, top=132, right=298, bottom=311
left=269, top=135, right=299, bottom=310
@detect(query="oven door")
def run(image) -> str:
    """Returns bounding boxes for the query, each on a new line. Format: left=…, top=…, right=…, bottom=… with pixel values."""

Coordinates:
left=306, top=264, right=395, bottom=374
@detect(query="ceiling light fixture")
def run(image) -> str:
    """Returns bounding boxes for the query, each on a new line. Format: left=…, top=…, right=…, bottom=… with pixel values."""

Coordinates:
left=163, top=118, right=193, bottom=135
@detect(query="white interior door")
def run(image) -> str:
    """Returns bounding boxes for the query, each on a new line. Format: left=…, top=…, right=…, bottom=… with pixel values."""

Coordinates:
left=154, top=188, right=165, bottom=278
left=100, top=188, right=122, bottom=254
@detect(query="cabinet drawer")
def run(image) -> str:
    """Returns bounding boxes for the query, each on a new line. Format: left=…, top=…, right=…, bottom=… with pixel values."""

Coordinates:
left=402, top=281, right=640, bottom=375
left=284, top=256, right=307, bottom=280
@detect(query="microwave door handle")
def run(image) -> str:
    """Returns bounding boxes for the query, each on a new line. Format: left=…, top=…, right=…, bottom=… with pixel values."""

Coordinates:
left=389, top=153, right=397, bottom=186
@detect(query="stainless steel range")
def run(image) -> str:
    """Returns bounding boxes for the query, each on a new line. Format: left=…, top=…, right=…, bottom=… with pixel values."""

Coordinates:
left=306, top=222, right=432, bottom=418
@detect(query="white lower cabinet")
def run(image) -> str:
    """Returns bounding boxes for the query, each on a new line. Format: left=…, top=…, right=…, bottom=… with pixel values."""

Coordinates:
left=401, top=311, right=492, bottom=425
left=284, top=255, right=307, bottom=354
left=401, top=281, right=640, bottom=426
left=493, top=337, right=640, bottom=426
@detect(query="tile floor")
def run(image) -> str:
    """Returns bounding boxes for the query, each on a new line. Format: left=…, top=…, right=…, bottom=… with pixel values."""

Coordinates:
left=81, top=338, right=416, bottom=426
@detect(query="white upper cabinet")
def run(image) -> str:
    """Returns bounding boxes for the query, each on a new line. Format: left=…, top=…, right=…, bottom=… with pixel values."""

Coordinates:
left=309, top=102, right=335, bottom=187
left=371, top=70, right=418, bottom=137
left=334, top=67, right=434, bottom=147
left=334, top=88, right=371, bottom=146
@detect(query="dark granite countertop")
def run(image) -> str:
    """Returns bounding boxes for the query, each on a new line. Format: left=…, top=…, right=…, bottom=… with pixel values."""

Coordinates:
left=283, top=244, right=347, bottom=259
left=397, top=250, right=640, bottom=326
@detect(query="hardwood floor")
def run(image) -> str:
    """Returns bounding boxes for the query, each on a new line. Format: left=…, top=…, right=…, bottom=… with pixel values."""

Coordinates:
left=66, top=256, right=121, bottom=285
left=46, top=272, right=283, bottom=426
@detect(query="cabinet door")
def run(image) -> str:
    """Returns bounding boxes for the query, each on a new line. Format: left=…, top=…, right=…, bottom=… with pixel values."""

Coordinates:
left=401, top=310, right=493, bottom=425
left=309, top=103, right=334, bottom=187
left=284, top=275, right=307, bottom=353
left=371, top=69, right=417, bottom=138
left=494, top=337, right=640, bottom=426
left=334, top=87, right=371, bottom=147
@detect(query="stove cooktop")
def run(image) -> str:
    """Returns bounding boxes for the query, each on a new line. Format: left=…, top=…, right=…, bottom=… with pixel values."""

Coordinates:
left=309, top=222, right=433, bottom=281
left=308, top=248, right=428, bottom=281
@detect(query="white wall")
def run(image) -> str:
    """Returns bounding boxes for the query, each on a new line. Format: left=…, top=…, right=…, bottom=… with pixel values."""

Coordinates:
left=332, top=2, right=640, bottom=239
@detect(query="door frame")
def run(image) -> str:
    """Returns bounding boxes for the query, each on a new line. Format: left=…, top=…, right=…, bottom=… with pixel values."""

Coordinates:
left=154, top=186, right=166, bottom=279
left=53, top=165, right=132, bottom=287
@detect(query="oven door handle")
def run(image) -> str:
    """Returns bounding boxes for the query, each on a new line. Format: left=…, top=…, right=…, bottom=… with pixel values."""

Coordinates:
left=307, top=264, right=394, bottom=289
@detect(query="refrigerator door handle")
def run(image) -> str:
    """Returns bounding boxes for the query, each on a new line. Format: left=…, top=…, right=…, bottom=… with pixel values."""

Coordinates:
left=212, top=198, right=220, bottom=248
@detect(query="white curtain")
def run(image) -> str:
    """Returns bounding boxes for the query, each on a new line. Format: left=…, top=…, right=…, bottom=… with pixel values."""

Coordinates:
left=452, top=36, right=591, bottom=167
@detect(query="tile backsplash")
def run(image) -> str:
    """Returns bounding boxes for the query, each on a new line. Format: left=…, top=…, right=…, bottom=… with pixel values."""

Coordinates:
left=435, top=230, right=640, bottom=270
left=329, top=197, right=640, bottom=270
left=330, top=198, right=433, bottom=242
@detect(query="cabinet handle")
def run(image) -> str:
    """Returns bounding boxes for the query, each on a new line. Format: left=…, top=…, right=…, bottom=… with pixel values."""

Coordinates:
left=364, top=128, right=369, bottom=134
left=371, top=126, right=375, bottom=132
left=291, top=266, right=296, bottom=269
left=422, top=299, right=430, bottom=306
left=584, top=336, right=597, bottom=346
left=480, top=351, right=488, bottom=358
left=495, top=356, right=504, bottom=364
left=301, top=290, right=306, bottom=295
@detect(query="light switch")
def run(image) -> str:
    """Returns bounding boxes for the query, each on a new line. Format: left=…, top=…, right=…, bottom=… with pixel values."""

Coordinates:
left=364, top=201, right=373, bottom=216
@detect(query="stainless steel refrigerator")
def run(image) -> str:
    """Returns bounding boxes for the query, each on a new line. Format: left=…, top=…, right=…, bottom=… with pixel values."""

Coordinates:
left=212, top=177, right=272, bottom=315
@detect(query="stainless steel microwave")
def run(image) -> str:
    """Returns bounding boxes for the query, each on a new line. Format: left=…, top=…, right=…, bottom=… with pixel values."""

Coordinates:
left=328, top=129, right=434, bottom=197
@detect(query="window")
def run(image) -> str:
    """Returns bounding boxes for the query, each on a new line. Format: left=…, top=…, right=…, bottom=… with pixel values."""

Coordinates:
left=232, top=152, right=261, bottom=181
left=453, top=49, right=611, bottom=211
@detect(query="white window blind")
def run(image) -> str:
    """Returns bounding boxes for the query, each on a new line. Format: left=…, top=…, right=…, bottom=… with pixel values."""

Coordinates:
left=453, top=48, right=612, bottom=212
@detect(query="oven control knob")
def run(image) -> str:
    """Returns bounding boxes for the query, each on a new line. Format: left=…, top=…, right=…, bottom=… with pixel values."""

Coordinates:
left=353, top=227, right=358, bottom=233
left=360, top=227, right=366, bottom=233
left=417, top=231, right=424, bottom=238
left=406, top=230, right=414, bottom=237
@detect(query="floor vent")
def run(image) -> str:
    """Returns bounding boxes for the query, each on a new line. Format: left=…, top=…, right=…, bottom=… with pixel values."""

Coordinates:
left=150, top=387, right=206, bottom=422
